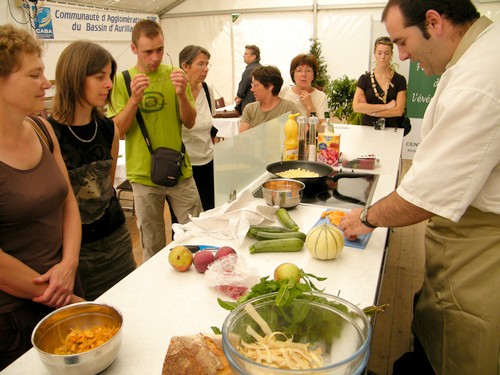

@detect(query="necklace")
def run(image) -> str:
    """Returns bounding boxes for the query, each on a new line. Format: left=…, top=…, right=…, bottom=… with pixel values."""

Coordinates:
left=370, top=68, right=394, bottom=104
left=67, top=121, right=98, bottom=143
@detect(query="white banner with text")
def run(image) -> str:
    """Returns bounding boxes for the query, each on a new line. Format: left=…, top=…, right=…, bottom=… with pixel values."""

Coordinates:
left=33, top=3, right=157, bottom=41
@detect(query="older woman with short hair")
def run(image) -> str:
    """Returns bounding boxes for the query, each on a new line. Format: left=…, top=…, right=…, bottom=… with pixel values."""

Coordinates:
left=178, top=45, right=216, bottom=210
left=239, top=65, right=299, bottom=132
left=279, top=54, right=329, bottom=120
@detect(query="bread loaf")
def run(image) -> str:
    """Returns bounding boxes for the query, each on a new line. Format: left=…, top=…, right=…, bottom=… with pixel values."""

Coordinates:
left=162, top=334, right=233, bottom=375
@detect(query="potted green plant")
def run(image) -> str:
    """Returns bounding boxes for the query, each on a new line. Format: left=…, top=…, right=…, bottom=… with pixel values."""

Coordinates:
left=324, top=75, right=362, bottom=124
left=309, top=38, right=330, bottom=90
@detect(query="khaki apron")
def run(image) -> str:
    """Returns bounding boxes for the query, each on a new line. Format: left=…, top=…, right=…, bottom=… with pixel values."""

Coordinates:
left=413, top=206, right=500, bottom=374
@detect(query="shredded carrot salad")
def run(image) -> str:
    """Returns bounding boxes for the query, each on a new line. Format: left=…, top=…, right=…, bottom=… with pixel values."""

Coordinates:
left=54, top=326, right=119, bottom=355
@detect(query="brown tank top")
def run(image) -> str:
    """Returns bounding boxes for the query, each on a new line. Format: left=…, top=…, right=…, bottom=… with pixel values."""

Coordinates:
left=0, top=136, right=68, bottom=313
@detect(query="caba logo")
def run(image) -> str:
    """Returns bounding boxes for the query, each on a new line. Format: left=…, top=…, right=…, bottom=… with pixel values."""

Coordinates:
left=34, top=7, right=54, bottom=39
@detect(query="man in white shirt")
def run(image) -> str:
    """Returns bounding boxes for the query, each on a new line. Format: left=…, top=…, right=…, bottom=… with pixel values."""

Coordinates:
left=339, top=1, right=500, bottom=374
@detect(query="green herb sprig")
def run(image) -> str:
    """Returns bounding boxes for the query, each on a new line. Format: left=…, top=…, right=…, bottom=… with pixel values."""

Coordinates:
left=212, top=269, right=388, bottom=339
left=217, top=270, right=326, bottom=311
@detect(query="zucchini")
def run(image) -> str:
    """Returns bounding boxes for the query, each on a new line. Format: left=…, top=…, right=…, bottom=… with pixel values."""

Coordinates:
left=249, top=238, right=304, bottom=254
left=253, top=231, right=307, bottom=242
left=276, top=208, right=299, bottom=231
left=247, top=225, right=292, bottom=238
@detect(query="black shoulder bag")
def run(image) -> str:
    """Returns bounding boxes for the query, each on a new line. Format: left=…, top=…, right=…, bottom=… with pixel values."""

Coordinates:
left=123, top=70, right=184, bottom=187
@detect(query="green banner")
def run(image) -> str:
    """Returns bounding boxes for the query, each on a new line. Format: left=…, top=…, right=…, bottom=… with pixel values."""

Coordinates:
left=406, top=61, right=440, bottom=118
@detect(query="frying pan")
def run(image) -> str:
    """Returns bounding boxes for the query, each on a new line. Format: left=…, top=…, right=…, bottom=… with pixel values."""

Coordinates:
left=266, top=160, right=334, bottom=185
left=266, top=160, right=376, bottom=205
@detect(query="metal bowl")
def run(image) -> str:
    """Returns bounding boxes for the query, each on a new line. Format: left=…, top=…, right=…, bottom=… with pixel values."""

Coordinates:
left=222, top=292, right=371, bottom=375
left=31, top=302, right=123, bottom=375
left=261, top=178, right=305, bottom=208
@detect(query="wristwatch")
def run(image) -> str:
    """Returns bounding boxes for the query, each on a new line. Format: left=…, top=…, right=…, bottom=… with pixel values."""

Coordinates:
left=360, top=207, right=377, bottom=229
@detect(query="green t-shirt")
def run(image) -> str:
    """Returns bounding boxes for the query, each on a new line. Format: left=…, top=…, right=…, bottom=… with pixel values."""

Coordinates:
left=109, top=64, right=195, bottom=186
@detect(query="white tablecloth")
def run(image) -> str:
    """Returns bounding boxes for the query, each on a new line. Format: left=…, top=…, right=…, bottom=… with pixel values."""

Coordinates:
left=213, top=117, right=240, bottom=138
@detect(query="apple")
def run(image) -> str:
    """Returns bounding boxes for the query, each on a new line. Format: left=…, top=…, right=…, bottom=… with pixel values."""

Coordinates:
left=168, top=245, right=193, bottom=272
left=274, top=263, right=301, bottom=283
left=215, top=246, right=236, bottom=260
left=193, top=251, right=215, bottom=273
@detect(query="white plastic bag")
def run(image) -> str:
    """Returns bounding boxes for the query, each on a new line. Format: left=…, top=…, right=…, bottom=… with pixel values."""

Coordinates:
left=204, top=254, right=260, bottom=299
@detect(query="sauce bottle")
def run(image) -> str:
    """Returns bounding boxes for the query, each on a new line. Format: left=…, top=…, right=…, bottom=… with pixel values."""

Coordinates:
left=283, top=113, right=300, bottom=161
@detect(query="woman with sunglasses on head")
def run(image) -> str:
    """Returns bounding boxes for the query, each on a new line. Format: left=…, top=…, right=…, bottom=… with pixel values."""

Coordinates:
left=280, top=53, right=328, bottom=121
left=0, top=24, right=84, bottom=369
left=48, top=41, right=136, bottom=301
left=353, top=36, right=407, bottom=128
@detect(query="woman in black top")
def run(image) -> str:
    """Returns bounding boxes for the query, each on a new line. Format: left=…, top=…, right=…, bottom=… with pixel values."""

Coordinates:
left=49, top=41, right=136, bottom=300
left=353, top=36, right=407, bottom=128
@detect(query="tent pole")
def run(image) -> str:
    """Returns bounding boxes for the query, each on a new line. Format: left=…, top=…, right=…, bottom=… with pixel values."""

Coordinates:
left=313, top=0, right=318, bottom=39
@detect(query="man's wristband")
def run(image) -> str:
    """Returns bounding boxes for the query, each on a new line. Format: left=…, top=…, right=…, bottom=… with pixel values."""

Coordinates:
left=360, top=207, right=377, bottom=229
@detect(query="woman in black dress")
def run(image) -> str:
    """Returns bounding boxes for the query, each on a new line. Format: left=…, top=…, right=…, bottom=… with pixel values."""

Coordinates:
left=353, top=36, right=407, bottom=128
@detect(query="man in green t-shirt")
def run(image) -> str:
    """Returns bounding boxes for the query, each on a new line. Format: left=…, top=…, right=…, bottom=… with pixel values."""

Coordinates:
left=109, top=19, right=202, bottom=262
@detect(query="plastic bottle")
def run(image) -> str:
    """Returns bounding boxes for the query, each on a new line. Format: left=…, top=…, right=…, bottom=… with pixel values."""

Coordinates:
left=324, top=111, right=335, bottom=134
left=283, top=113, right=300, bottom=160
left=374, top=117, right=386, bottom=130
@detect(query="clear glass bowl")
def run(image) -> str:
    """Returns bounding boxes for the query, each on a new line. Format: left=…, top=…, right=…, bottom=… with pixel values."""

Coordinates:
left=222, top=292, right=371, bottom=375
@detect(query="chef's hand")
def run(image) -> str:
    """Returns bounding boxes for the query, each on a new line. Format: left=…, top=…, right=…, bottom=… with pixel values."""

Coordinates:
left=32, top=262, right=75, bottom=308
left=170, top=69, right=189, bottom=96
left=129, top=74, right=150, bottom=105
left=338, top=208, right=374, bottom=240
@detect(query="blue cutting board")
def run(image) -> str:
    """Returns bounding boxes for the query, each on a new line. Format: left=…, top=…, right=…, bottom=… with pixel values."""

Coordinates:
left=313, top=211, right=371, bottom=249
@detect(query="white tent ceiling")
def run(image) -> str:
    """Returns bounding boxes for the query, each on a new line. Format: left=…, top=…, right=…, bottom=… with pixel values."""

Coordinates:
left=38, top=0, right=184, bottom=15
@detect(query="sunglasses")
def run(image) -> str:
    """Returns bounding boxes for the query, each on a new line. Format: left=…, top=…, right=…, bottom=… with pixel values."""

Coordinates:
left=376, top=36, right=392, bottom=44
left=149, top=53, right=175, bottom=83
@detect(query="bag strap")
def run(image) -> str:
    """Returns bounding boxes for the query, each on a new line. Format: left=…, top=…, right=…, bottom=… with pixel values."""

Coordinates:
left=201, top=81, right=212, bottom=112
left=122, top=70, right=154, bottom=155
left=122, top=70, right=185, bottom=156
left=201, top=82, right=219, bottom=138
left=26, top=115, right=54, bottom=153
